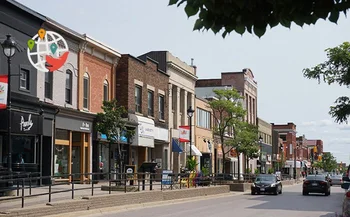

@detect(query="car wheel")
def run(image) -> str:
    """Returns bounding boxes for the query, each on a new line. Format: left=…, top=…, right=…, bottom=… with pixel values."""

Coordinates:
left=251, top=191, right=255, bottom=195
left=279, top=188, right=282, bottom=194
left=274, top=188, right=279, bottom=195
left=302, top=191, right=308, bottom=196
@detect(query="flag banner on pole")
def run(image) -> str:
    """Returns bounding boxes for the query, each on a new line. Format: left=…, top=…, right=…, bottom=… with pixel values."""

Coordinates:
left=0, top=75, right=8, bottom=109
left=179, top=126, right=190, bottom=142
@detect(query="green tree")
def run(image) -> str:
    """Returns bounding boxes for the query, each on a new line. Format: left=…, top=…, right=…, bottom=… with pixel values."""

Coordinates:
left=321, top=152, right=338, bottom=172
left=232, top=122, right=259, bottom=173
left=208, top=88, right=245, bottom=174
left=95, top=100, right=135, bottom=179
left=303, top=42, right=350, bottom=124
left=169, top=0, right=349, bottom=38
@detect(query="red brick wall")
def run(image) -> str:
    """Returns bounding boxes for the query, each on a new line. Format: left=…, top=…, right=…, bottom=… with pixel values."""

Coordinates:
left=78, top=52, right=114, bottom=114
left=221, top=73, right=245, bottom=93
left=116, top=55, right=169, bottom=127
left=196, top=79, right=221, bottom=87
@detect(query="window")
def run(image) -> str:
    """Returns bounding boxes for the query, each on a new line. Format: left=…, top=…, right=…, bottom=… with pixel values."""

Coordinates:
left=12, top=136, right=36, bottom=164
left=148, top=90, right=154, bottom=116
left=103, top=80, right=109, bottom=102
left=196, top=108, right=211, bottom=129
left=135, top=85, right=142, bottom=113
left=65, top=70, right=72, bottom=104
left=158, top=95, right=165, bottom=120
left=83, top=73, right=89, bottom=109
left=44, top=71, right=53, bottom=99
left=20, top=68, right=29, bottom=90
left=279, top=135, right=286, bottom=141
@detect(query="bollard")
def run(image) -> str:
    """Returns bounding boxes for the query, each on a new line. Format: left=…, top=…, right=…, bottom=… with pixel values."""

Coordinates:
left=108, top=173, right=111, bottom=195
left=49, top=181, right=52, bottom=203
left=124, top=176, right=127, bottom=193
left=17, top=180, right=19, bottom=196
left=71, top=178, right=74, bottom=199
left=29, top=176, right=32, bottom=195
left=21, top=179, right=25, bottom=208
left=91, top=177, right=94, bottom=196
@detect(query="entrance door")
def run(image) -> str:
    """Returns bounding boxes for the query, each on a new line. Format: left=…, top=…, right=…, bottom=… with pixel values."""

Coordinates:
left=72, top=146, right=81, bottom=179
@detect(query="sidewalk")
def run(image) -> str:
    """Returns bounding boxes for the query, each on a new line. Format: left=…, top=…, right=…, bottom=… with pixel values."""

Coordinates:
left=0, top=181, right=164, bottom=211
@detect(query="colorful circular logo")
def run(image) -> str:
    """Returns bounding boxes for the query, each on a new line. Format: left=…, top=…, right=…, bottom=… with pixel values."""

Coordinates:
left=27, top=28, right=69, bottom=72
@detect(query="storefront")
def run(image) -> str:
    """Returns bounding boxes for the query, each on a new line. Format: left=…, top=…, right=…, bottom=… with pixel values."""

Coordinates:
left=54, top=114, right=93, bottom=182
left=153, top=127, right=169, bottom=170
left=0, top=110, right=43, bottom=173
left=129, top=114, right=154, bottom=171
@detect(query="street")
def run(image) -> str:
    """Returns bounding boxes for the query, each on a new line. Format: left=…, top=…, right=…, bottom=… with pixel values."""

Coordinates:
left=84, top=184, right=344, bottom=217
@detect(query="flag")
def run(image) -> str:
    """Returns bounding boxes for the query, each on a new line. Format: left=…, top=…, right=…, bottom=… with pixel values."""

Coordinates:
left=179, top=126, right=190, bottom=142
left=0, top=75, right=8, bottom=109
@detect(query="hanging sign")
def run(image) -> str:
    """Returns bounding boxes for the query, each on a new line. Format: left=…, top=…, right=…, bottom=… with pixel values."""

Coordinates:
left=179, top=126, right=190, bottom=142
left=0, top=75, right=8, bottom=109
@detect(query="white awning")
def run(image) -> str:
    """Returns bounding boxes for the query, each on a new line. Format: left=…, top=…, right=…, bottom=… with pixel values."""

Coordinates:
left=187, top=144, right=202, bottom=156
left=129, top=114, right=155, bottom=148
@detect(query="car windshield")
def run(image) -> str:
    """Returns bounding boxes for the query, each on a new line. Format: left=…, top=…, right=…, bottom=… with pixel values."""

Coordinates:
left=255, top=176, right=275, bottom=182
left=331, top=175, right=342, bottom=179
left=306, top=175, right=326, bottom=181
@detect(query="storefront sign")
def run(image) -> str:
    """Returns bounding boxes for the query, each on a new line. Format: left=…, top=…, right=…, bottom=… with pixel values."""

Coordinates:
left=12, top=111, right=42, bottom=134
left=125, top=165, right=136, bottom=180
left=80, top=122, right=90, bottom=131
left=56, top=116, right=92, bottom=133
left=139, top=121, right=154, bottom=138
left=0, top=75, right=8, bottom=109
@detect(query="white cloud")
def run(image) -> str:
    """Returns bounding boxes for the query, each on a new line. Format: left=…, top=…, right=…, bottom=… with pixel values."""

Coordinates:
left=338, top=124, right=350, bottom=131
left=301, top=121, right=317, bottom=126
left=300, top=119, right=334, bottom=127
left=319, top=119, right=334, bottom=127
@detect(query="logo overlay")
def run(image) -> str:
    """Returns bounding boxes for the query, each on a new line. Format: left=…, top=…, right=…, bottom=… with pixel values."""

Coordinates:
left=27, top=28, right=69, bottom=72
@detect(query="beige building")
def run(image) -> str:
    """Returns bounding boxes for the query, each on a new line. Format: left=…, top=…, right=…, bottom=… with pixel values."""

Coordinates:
left=257, top=118, right=273, bottom=173
left=139, top=51, right=198, bottom=173
left=194, top=97, right=214, bottom=173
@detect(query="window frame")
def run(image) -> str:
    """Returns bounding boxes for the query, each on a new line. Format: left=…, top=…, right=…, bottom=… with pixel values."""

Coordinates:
left=158, top=94, right=165, bottom=120
left=196, top=108, right=211, bottom=129
left=103, top=80, right=109, bottom=102
left=19, top=67, right=30, bottom=91
left=44, top=71, right=53, bottom=99
left=65, top=70, right=72, bottom=104
left=83, top=72, right=90, bottom=109
left=147, top=90, right=154, bottom=117
left=135, top=85, right=142, bottom=113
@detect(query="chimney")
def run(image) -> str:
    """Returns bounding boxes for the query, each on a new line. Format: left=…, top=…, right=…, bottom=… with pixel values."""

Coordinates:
left=193, top=65, right=197, bottom=75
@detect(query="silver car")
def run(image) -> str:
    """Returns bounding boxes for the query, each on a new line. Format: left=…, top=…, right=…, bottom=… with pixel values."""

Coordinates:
left=331, top=175, right=343, bottom=186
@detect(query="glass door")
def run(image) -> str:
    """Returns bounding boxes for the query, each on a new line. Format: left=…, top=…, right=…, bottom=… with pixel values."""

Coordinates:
left=72, top=146, right=81, bottom=180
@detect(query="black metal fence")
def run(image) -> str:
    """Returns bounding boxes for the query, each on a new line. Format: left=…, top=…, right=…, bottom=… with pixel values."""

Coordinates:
left=0, top=171, right=293, bottom=209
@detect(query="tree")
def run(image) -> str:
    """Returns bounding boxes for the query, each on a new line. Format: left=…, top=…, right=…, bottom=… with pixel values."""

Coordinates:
left=303, top=42, right=350, bottom=124
left=169, top=0, right=350, bottom=38
left=231, top=122, right=259, bottom=173
left=321, top=152, right=338, bottom=172
left=208, top=88, right=246, bottom=174
left=95, top=100, right=135, bottom=183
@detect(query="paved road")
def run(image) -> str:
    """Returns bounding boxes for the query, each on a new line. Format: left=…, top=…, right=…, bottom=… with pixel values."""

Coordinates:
left=85, top=184, right=345, bottom=217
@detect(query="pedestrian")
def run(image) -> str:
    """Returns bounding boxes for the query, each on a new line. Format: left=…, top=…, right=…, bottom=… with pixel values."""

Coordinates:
left=151, top=159, right=158, bottom=181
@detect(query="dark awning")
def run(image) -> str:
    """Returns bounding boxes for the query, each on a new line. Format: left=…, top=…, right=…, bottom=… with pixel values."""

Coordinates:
left=172, top=138, right=183, bottom=153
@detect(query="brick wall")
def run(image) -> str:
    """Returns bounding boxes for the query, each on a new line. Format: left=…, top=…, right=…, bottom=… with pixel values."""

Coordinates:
left=78, top=52, right=115, bottom=114
left=116, top=55, right=169, bottom=128
left=196, top=79, right=222, bottom=87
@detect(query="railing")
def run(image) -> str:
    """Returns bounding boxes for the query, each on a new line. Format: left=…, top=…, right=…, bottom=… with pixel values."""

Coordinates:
left=0, top=171, right=293, bottom=209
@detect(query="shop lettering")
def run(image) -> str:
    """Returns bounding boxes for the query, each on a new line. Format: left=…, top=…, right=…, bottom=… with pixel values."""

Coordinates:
left=80, top=122, right=90, bottom=131
left=20, top=114, right=33, bottom=132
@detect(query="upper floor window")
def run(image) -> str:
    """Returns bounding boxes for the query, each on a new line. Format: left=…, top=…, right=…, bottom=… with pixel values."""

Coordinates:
left=19, top=68, right=29, bottom=90
left=158, top=95, right=165, bottom=120
left=83, top=72, right=90, bottom=109
left=65, top=70, right=72, bottom=104
left=148, top=90, right=154, bottom=117
left=196, top=108, right=211, bottom=129
left=135, top=85, right=142, bottom=113
left=103, top=80, right=109, bottom=102
left=44, top=71, right=53, bottom=99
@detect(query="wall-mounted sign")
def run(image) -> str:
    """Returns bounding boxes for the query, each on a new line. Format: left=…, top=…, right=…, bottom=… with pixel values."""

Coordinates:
left=179, top=126, right=190, bottom=142
left=80, top=122, right=90, bottom=131
left=139, top=121, right=154, bottom=138
left=20, top=114, right=34, bottom=132
left=11, top=111, right=42, bottom=134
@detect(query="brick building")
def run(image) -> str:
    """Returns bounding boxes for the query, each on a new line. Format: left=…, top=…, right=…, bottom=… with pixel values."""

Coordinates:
left=116, top=54, right=170, bottom=171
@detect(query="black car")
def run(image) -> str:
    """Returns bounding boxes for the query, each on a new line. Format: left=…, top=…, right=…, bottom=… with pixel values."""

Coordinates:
left=251, top=174, right=282, bottom=195
left=302, top=175, right=331, bottom=196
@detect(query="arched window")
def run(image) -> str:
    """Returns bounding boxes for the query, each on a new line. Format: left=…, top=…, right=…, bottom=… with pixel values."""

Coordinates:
left=103, top=80, right=109, bottom=102
left=65, top=70, right=72, bottom=104
left=83, top=72, right=90, bottom=109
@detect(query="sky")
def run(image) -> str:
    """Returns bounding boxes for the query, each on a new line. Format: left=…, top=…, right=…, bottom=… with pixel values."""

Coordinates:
left=16, top=0, right=350, bottom=164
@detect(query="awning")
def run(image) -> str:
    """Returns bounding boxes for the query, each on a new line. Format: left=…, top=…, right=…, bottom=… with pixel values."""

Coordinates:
left=171, top=138, right=183, bottom=153
left=129, top=114, right=154, bottom=148
left=187, top=144, right=202, bottom=156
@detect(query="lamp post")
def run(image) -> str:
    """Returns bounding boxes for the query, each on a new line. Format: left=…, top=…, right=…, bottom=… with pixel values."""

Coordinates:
left=187, top=106, right=194, bottom=159
left=293, top=141, right=301, bottom=180
left=1, top=35, right=17, bottom=173
left=259, top=136, right=263, bottom=174
left=278, top=144, right=283, bottom=172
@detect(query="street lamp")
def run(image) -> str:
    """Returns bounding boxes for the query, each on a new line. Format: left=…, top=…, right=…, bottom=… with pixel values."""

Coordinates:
left=259, top=136, right=263, bottom=174
left=187, top=106, right=195, bottom=159
left=1, top=34, right=17, bottom=173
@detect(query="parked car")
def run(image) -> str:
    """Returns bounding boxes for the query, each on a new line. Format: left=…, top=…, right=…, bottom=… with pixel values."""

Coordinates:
left=330, top=174, right=343, bottom=186
left=302, top=174, right=331, bottom=196
left=340, top=178, right=350, bottom=217
left=251, top=174, right=282, bottom=195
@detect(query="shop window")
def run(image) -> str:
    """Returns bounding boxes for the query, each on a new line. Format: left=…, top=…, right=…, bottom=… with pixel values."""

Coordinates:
left=85, top=134, right=89, bottom=142
left=56, top=129, right=69, bottom=140
left=163, top=149, right=168, bottom=169
left=54, top=145, right=69, bottom=178
left=12, top=136, right=35, bottom=164
left=72, top=132, right=81, bottom=142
